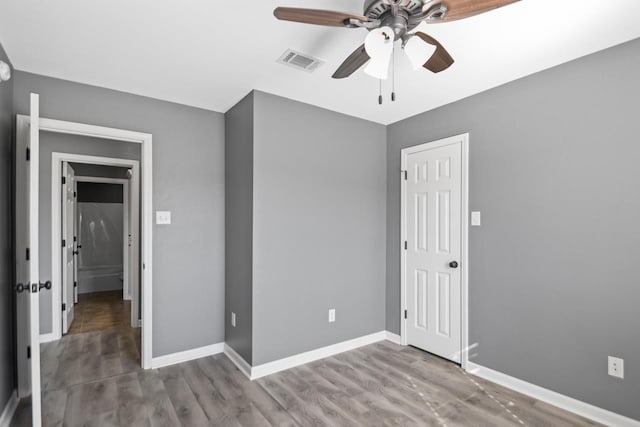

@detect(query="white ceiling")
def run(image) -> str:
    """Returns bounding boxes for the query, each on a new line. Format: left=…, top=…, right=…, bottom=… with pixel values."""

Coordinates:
left=1, top=0, right=639, bottom=125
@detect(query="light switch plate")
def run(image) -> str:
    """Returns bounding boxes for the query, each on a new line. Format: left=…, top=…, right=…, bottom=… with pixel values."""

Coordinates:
left=156, top=211, right=171, bottom=225
left=471, top=211, right=481, bottom=226
left=231, top=312, right=236, bottom=328
left=328, top=309, right=336, bottom=323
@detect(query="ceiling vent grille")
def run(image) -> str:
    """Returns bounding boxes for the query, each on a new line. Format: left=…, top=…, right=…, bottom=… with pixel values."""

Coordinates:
left=277, top=49, right=324, bottom=73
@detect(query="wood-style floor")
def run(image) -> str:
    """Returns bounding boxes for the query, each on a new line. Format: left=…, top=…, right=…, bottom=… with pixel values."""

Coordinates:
left=12, top=339, right=600, bottom=426
left=68, top=290, right=131, bottom=334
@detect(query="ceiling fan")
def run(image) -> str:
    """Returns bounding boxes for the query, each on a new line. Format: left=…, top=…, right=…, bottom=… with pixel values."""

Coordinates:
left=274, top=0, right=520, bottom=82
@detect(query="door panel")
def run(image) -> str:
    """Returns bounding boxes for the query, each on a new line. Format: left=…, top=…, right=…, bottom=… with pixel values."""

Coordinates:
left=62, top=162, right=75, bottom=333
left=73, top=179, right=79, bottom=304
left=16, top=94, right=43, bottom=426
left=406, top=141, right=462, bottom=363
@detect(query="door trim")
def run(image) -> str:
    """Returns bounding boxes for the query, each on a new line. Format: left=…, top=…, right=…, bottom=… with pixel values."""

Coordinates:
left=17, top=114, right=154, bottom=369
left=400, top=133, right=469, bottom=368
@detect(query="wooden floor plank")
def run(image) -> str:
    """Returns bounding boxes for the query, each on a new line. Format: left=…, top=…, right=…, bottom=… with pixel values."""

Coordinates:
left=15, top=332, right=605, bottom=427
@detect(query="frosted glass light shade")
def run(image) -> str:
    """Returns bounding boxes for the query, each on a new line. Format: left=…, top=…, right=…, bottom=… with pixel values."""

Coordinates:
left=0, top=61, right=10, bottom=82
left=364, top=26, right=394, bottom=80
left=404, top=35, right=436, bottom=70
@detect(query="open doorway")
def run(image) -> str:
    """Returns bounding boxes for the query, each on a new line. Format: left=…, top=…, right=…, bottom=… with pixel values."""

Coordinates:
left=51, top=155, right=141, bottom=341
left=66, top=170, right=139, bottom=335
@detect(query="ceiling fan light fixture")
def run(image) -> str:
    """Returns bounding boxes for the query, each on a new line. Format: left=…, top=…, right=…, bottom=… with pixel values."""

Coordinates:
left=364, top=26, right=394, bottom=57
left=0, top=61, right=11, bottom=82
left=404, top=35, right=436, bottom=70
left=364, top=26, right=394, bottom=80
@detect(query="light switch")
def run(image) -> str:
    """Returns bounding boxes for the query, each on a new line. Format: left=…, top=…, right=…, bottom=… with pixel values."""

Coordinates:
left=156, top=211, right=171, bottom=225
left=471, top=211, right=481, bottom=226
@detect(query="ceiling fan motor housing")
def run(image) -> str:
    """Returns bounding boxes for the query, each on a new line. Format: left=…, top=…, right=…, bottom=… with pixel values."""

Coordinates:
left=363, top=0, right=441, bottom=37
left=363, top=0, right=424, bottom=20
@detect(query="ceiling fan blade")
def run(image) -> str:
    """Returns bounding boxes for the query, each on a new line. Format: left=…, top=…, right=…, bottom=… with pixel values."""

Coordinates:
left=332, top=44, right=370, bottom=79
left=414, top=32, right=454, bottom=73
left=274, top=7, right=369, bottom=27
left=423, top=0, right=519, bottom=22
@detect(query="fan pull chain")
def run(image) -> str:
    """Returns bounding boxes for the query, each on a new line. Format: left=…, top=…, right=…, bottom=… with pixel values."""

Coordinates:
left=391, top=44, right=396, bottom=102
left=378, top=79, right=383, bottom=105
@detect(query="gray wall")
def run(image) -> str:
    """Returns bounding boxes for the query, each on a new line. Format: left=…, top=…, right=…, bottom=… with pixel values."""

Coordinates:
left=224, top=92, right=254, bottom=363
left=14, top=71, right=226, bottom=357
left=34, top=132, right=139, bottom=334
left=386, top=38, right=640, bottom=420
left=252, top=91, right=387, bottom=365
left=0, top=42, right=15, bottom=416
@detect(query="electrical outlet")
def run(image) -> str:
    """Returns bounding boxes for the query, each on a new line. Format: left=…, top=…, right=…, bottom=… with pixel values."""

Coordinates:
left=608, top=356, right=624, bottom=379
left=231, top=312, right=236, bottom=328
left=328, top=309, right=336, bottom=323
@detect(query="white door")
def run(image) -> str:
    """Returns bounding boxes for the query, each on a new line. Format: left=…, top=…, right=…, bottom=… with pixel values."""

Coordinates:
left=62, top=162, right=76, bottom=333
left=15, top=93, right=44, bottom=426
left=405, top=139, right=462, bottom=363
left=73, top=178, right=79, bottom=304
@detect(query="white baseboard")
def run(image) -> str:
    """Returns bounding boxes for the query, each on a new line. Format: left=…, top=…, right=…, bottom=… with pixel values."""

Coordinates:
left=385, top=331, right=402, bottom=345
left=223, top=330, right=402, bottom=381
left=39, top=332, right=58, bottom=343
left=250, top=331, right=387, bottom=380
left=151, top=342, right=224, bottom=369
left=0, top=390, right=18, bottom=427
left=224, top=344, right=252, bottom=380
left=466, top=362, right=640, bottom=427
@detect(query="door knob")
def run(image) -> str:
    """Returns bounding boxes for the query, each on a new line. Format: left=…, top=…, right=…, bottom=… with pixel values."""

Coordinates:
left=13, top=283, right=29, bottom=293
left=13, top=281, right=51, bottom=293
left=449, top=261, right=459, bottom=269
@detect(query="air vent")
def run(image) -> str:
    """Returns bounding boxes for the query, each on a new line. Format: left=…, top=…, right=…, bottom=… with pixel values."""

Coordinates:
left=277, top=49, right=324, bottom=73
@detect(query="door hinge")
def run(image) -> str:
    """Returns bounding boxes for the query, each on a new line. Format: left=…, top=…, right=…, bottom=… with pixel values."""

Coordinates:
left=26, top=147, right=30, bottom=161
left=403, top=170, right=408, bottom=180
left=404, top=241, right=408, bottom=250
left=74, top=191, right=77, bottom=198
left=62, top=176, right=66, bottom=185
left=62, top=303, right=66, bottom=311
left=73, top=236, right=77, bottom=242
left=62, top=239, right=66, bottom=248
left=26, top=248, right=30, bottom=261
left=74, top=281, right=77, bottom=288
left=404, top=309, right=408, bottom=319
left=27, top=346, right=31, bottom=359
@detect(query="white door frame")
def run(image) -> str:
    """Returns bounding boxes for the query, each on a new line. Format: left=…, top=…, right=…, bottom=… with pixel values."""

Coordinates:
left=74, top=175, right=133, bottom=304
left=16, top=114, right=154, bottom=369
left=400, top=133, right=470, bottom=368
left=53, top=158, right=138, bottom=340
